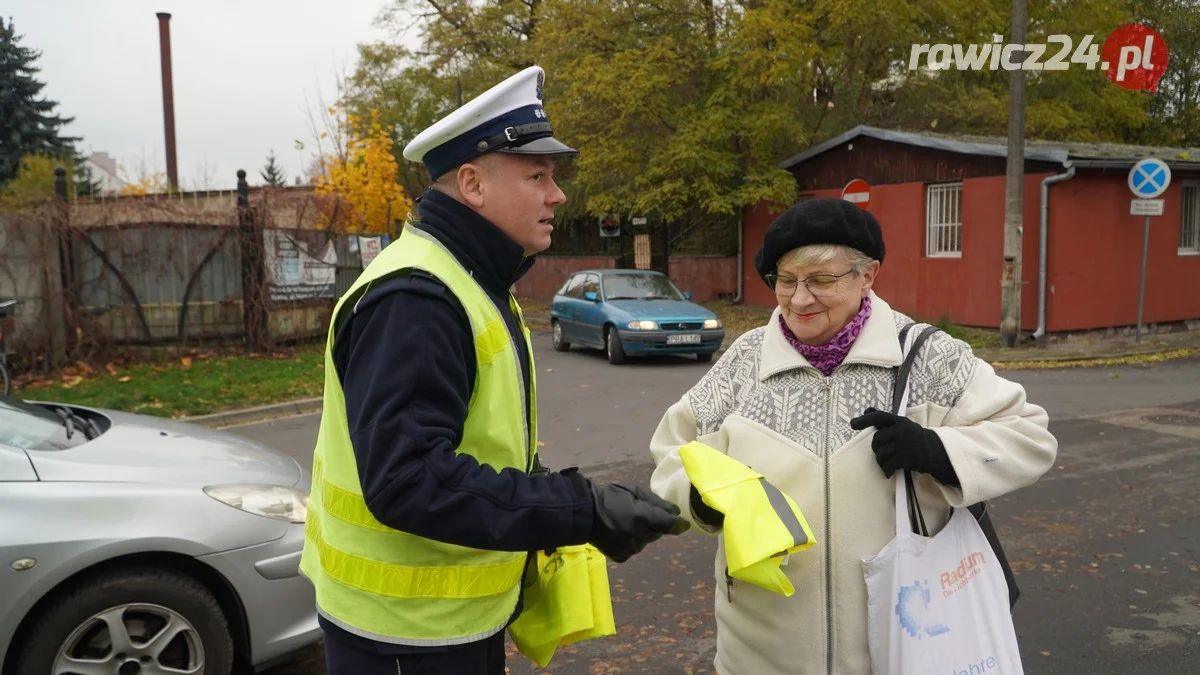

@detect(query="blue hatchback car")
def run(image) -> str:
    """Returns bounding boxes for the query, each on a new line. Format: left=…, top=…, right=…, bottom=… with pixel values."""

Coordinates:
left=549, top=269, right=725, bottom=364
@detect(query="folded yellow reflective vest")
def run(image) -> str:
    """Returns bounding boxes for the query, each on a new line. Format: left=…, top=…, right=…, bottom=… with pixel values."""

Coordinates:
left=679, top=441, right=816, bottom=596
left=509, top=544, right=616, bottom=668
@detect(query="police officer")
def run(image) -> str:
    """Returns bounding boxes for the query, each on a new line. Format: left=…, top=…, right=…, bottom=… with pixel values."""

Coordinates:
left=298, top=65, right=688, bottom=674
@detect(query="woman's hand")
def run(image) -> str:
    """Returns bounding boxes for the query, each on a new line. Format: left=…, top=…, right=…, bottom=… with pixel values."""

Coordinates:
left=850, top=408, right=960, bottom=487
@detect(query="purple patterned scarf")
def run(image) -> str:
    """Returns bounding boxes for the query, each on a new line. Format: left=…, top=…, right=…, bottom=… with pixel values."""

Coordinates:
left=778, top=295, right=873, bottom=376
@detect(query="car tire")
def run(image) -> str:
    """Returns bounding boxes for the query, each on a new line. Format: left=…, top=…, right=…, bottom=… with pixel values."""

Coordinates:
left=551, top=320, right=570, bottom=352
left=605, top=326, right=626, bottom=365
left=696, top=352, right=714, bottom=363
left=14, top=566, right=235, bottom=675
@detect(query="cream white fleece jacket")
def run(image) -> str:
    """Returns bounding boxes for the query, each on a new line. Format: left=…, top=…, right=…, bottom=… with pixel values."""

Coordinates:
left=649, top=293, right=1057, bottom=675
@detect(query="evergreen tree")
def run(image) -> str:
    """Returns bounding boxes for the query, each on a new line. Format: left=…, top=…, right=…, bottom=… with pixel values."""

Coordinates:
left=260, top=149, right=288, bottom=186
left=73, top=159, right=102, bottom=196
left=0, top=17, right=79, bottom=186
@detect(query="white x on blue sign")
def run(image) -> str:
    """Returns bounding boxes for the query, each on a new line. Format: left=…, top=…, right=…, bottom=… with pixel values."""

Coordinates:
left=1128, top=158, right=1171, bottom=199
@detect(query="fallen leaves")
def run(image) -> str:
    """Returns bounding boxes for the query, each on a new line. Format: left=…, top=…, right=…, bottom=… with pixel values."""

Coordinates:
left=992, top=348, right=1200, bottom=370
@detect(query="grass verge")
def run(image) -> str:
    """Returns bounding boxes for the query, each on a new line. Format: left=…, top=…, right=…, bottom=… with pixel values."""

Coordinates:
left=12, top=345, right=325, bottom=419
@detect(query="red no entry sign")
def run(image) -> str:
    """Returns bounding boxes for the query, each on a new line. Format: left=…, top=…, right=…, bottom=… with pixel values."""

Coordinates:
left=842, top=179, right=871, bottom=209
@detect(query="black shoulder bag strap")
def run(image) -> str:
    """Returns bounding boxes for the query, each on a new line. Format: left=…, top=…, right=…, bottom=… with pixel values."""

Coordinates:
left=893, top=322, right=1021, bottom=610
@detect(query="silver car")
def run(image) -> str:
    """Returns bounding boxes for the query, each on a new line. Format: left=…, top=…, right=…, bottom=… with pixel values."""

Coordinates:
left=0, top=395, right=321, bottom=674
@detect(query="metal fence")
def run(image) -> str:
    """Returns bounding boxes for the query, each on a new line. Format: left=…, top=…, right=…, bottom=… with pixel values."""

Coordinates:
left=0, top=172, right=386, bottom=373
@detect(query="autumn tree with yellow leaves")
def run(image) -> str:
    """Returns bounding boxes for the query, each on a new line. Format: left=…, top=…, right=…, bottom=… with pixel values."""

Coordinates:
left=312, top=106, right=412, bottom=235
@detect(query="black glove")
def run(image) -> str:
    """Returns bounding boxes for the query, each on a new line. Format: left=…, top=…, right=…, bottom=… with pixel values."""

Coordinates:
left=850, top=407, right=960, bottom=487
left=689, top=485, right=725, bottom=528
left=586, top=482, right=689, bottom=562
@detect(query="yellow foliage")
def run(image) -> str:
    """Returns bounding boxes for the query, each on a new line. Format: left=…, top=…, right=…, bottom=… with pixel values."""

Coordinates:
left=120, top=171, right=168, bottom=196
left=0, top=155, right=65, bottom=213
left=313, top=107, right=411, bottom=235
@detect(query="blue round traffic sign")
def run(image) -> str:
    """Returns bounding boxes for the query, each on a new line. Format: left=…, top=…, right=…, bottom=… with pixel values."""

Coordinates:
left=1129, top=158, right=1171, bottom=199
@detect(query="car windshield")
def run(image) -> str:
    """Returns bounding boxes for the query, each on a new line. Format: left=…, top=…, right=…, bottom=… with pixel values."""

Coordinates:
left=0, top=396, right=93, bottom=451
left=602, top=274, right=685, bottom=301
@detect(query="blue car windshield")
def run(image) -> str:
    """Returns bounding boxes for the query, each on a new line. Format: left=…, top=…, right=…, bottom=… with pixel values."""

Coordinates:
left=603, top=274, right=685, bottom=301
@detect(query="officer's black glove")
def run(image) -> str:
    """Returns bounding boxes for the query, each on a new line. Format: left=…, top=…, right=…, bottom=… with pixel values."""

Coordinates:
left=689, top=484, right=725, bottom=528
left=850, top=407, right=960, bottom=487
left=587, top=483, right=689, bottom=563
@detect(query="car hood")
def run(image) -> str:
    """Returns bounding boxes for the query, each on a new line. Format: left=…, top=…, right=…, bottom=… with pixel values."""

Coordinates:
left=607, top=299, right=716, bottom=321
left=27, top=408, right=303, bottom=488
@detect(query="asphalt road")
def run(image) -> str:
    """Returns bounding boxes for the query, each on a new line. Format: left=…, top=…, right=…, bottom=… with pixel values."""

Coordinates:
left=229, top=333, right=1200, bottom=675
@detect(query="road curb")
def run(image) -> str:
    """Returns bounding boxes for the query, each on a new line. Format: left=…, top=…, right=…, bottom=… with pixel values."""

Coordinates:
left=185, top=397, right=323, bottom=428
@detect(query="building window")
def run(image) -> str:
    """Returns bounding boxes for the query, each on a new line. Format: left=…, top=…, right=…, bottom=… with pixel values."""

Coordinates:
left=1181, top=182, right=1200, bottom=255
left=926, top=182, right=963, bottom=257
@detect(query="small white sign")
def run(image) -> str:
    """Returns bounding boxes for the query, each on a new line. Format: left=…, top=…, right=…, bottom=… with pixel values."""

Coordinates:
left=358, top=236, right=384, bottom=266
left=632, top=216, right=648, bottom=225
left=1130, top=198, right=1164, bottom=216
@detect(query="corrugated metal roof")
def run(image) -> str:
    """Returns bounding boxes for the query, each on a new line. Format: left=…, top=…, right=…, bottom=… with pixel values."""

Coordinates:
left=779, top=125, right=1200, bottom=171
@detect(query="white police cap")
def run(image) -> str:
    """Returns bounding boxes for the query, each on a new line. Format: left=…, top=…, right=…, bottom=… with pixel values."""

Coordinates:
left=402, top=65, right=578, bottom=180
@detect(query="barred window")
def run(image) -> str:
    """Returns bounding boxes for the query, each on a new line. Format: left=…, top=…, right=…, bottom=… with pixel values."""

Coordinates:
left=926, top=182, right=963, bottom=257
left=1181, top=182, right=1199, bottom=254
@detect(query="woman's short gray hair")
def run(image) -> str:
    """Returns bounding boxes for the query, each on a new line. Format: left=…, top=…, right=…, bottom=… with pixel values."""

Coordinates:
left=776, top=244, right=875, bottom=274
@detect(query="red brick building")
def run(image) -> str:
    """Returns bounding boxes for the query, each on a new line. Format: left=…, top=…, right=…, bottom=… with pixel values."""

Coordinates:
left=741, top=126, right=1200, bottom=335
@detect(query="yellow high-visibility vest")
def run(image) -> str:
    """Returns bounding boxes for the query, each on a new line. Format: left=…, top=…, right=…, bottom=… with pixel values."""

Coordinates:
left=680, top=441, right=816, bottom=596
left=299, top=224, right=539, bottom=646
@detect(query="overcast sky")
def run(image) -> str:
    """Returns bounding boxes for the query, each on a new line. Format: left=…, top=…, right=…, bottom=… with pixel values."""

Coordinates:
left=8, top=0, right=419, bottom=190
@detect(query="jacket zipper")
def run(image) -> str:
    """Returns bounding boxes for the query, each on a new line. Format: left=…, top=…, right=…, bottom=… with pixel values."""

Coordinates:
left=822, top=377, right=834, bottom=675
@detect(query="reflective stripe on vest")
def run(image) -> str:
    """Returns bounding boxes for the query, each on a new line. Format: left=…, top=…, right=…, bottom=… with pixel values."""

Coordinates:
left=299, top=224, right=539, bottom=645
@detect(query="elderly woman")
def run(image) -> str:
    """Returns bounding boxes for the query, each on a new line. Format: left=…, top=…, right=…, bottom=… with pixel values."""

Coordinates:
left=648, top=198, right=1057, bottom=675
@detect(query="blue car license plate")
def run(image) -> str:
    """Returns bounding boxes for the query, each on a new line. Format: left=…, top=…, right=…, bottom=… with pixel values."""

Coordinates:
left=667, top=333, right=701, bottom=345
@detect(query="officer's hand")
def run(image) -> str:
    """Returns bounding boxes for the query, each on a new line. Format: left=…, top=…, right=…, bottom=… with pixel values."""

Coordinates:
left=588, top=483, right=689, bottom=563
left=850, top=407, right=959, bottom=487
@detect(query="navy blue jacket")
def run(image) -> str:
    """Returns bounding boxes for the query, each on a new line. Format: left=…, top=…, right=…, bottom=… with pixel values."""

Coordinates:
left=320, top=188, right=595, bottom=656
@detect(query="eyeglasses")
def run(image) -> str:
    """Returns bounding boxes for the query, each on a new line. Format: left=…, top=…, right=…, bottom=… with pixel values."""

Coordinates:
left=764, top=270, right=857, bottom=297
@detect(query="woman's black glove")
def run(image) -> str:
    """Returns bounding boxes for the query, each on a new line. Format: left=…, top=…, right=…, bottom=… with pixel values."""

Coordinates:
left=850, top=407, right=960, bottom=487
left=689, top=485, right=725, bottom=528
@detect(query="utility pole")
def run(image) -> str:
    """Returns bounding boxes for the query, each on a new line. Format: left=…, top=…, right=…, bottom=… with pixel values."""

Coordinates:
left=1000, top=0, right=1027, bottom=348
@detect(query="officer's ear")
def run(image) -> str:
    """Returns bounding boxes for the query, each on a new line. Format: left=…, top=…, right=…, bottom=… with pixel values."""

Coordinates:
left=455, top=160, right=488, bottom=209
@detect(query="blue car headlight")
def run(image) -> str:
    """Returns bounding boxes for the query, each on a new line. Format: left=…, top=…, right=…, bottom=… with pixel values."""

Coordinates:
left=627, top=320, right=658, bottom=330
left=704, top=319, right=722, bottom=329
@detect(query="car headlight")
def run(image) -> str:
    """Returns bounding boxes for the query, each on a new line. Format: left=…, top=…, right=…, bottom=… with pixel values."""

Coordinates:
left=704, top=318, right=722, bottom=329
left=204, top=484, right=309, bottom=523
left=627, top=320, right=658, bottom=330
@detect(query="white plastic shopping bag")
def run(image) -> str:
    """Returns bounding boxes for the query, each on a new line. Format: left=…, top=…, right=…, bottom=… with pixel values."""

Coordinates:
left=862, top=474, right=1025, bottom=675
left=861, top=325, right=1025, bottom=675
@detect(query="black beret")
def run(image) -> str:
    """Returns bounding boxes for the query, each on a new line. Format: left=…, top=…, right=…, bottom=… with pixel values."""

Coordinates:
left=753, top=197, right=885, bottom=287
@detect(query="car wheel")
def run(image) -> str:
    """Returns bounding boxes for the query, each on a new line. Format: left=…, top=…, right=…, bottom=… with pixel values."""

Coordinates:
left=696, top=352, right=714, bottom=363
left=551, top=320, right=571, bottom=351
left=14, top=566, right=234, bottom=675
left=605, top=326, right=626, bottom=365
